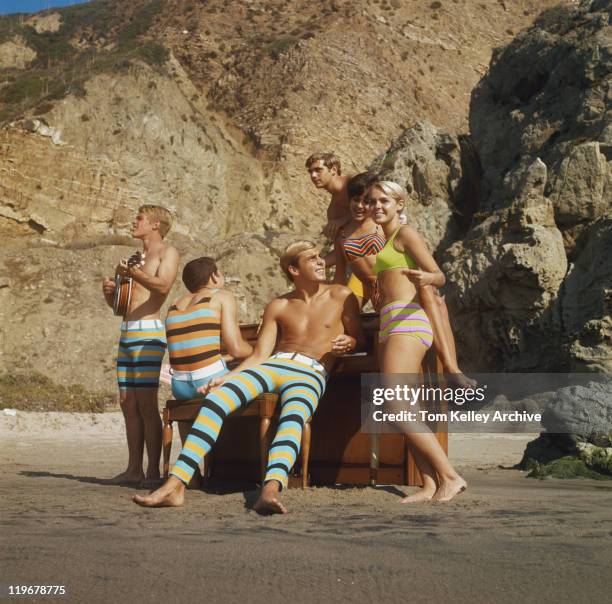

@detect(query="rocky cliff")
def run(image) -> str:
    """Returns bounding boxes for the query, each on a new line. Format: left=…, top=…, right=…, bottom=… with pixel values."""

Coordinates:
left=442, top=0, right=611, bottom=372
left=1, top=0, right=606, bottom=396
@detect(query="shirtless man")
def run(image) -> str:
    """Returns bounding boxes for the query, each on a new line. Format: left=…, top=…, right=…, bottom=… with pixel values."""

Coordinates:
left=102, top=205, right=180, bottom=485
left=133, top=240, right=363, bottom=513
left=305, top=152, right=352, bottom=242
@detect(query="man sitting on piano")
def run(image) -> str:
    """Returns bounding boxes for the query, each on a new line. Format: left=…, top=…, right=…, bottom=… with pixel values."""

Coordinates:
left=134, top=240, right=364, bottom=514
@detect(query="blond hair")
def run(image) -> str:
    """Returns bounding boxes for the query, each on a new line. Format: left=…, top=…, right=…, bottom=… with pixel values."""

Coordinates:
left=371, top=180, right=407, bottom=201
left=138, top=204, right=173, bottom=238
left=280, top=240, right=315, bottom=281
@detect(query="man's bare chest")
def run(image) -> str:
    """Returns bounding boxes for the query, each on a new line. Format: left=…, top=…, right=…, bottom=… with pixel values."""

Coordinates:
left=278, top=301, right=340, bottom=336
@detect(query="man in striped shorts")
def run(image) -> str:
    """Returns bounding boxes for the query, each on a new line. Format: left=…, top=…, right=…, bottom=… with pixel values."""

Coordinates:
left=134, top=240, right=363, bottom=513
left=102, top=205, right=179, bottom=485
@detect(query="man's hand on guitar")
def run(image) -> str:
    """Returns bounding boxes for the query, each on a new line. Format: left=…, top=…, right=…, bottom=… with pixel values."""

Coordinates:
left=117, top=252, right=146, bottom=277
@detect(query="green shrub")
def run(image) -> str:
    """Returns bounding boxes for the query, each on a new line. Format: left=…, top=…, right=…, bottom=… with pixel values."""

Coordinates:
left=118, top=0, right=163, bottom=45
left=0, top=13, right=23, bottom=45
left=0, top=370, right=116, bottom=413
left=22, top=26, right=75, bottom=64
left=1, top=74, right=45, bottom=104
left=525, top=456, right=611, bottom=480
left=0, top=1, right=168, bottom=125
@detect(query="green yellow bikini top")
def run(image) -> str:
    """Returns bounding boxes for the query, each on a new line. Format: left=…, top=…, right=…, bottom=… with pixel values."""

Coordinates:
left=373, top=228, right=418, bottom=275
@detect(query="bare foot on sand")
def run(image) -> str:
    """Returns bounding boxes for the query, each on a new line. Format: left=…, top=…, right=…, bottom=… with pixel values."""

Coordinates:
left=446, top=372, right=477, bottom=389
left=400, top=486, right=436, bottom=504
left=433, top=478, right=467, bottom=503
left=133, top=476, right=185, bottom=508
left=109, top=470, right=144, bottom=484
left=253, top=482, right=287, bottom=515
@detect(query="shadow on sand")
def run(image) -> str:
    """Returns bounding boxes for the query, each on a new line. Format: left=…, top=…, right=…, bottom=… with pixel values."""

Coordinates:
left=20, top=470, right=152, bottom=489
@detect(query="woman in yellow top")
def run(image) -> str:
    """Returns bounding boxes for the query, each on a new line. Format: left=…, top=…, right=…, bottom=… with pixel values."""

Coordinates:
left=336, top=175, right=473, bottom=388
left=369, top=180, right=467, bottom=503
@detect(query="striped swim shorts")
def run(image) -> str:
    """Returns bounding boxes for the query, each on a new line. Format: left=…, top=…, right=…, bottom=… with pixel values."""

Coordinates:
left=116, top=319, right=167, bottom=390
left=378, top=300, right=433, bottom=348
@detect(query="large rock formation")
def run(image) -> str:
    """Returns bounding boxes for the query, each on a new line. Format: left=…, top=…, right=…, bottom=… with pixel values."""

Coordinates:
left=443, top=167, right=568, bottom=370
left=442, top=0, right=611, bottom=371
left=369, top=121, right=480, bottom=253
left=470, top=0, right=610, bottom=248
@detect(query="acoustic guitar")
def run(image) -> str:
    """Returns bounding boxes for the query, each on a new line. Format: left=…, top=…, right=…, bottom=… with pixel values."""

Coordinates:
left=112, top=252, right=145, bottom=317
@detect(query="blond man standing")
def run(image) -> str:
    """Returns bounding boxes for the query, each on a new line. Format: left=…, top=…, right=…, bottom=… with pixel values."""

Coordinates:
left=102, top=205, right=180, bottom=485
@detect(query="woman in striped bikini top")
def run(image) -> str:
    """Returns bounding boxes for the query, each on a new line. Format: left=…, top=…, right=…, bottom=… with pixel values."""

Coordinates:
left=334, top=174, right=385, bottom=309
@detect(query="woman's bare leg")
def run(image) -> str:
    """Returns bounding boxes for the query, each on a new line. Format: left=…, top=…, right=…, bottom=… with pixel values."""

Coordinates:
left=381, top=335, right=467, bottom=502
left=418, top=285, right=475, bottom=387
left=436, top=294, right=457, bottom=360
left=401, top=448, right=438, bottom=503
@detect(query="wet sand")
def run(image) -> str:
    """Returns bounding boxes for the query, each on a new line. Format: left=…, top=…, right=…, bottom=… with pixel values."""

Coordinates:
left=1, top=412, right=611, bottom=603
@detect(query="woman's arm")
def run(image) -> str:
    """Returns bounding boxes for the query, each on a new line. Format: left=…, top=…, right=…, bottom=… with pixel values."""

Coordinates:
left=397, top=226, right=445, bottom=288
left=349, top=256, right=377, bottom=287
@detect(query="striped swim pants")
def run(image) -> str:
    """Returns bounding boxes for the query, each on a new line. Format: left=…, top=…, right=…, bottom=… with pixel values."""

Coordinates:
left=378, top=300, right=433, bottom=348
left=170, top=355, right=327, bottom=489
left=116, top=319, right=167, bottom=390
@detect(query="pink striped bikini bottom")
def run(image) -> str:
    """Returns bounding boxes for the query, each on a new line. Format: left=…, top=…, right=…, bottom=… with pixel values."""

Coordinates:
left=378, top=300, right=433, bottom=348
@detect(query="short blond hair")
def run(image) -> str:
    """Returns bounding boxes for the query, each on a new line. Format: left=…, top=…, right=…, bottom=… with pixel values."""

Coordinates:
left=371, top=180, right=407, bottom=201
left=139, top=204, right=173, bottom=238
left=280, top=240, right=315, bottom=281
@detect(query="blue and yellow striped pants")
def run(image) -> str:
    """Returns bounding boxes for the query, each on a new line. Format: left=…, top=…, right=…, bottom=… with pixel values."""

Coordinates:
left=170, top=357, right=327, bottom=489
left=117, top=320, right=167, bottom=390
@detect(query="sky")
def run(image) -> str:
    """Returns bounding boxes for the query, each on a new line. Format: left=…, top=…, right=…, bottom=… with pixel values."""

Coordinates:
left=0, top=0, right=90, bottom=15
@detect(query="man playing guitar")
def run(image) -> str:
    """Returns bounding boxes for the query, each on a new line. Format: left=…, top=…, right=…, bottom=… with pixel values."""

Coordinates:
left=102, top=205, right=179, bottom=485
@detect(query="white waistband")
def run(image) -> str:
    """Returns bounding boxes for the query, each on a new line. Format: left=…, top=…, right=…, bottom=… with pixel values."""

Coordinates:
left=170, top=359, right=227, bottom=381
left=121, top=319, right=164, bottom=330
left=271, top=352, right=328, bottom=379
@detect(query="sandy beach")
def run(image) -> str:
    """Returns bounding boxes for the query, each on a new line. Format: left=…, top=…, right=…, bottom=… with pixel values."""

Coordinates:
left=1, top=411, right=611, bottom=604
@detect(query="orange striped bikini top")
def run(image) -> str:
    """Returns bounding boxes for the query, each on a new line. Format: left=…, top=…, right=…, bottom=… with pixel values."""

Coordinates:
left=342, top=230, right=385, bottom=262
